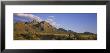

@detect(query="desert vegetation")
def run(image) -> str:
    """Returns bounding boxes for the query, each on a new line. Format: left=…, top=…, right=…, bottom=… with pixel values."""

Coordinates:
left=14, top=20, right=97, bottom=40
left=14, top=13, right=97, bottom=40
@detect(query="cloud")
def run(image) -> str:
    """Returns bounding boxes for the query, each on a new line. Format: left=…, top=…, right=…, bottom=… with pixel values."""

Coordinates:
left=45, top=17, right=56, bottom=27
left=45, top=16, right=65, bottom=29
left=14, top=13, right=66, bottom=29
left=48, top=16, right=55, bottom=19
left=14, top=13, right=42, bottom=22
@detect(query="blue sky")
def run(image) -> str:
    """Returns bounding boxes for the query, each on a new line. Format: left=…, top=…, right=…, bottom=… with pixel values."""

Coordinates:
left=14, top=13, right=97, bottom=34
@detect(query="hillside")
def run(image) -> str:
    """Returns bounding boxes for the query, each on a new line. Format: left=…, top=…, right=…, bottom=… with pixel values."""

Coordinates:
left=14, top=20, right=97, bottom=40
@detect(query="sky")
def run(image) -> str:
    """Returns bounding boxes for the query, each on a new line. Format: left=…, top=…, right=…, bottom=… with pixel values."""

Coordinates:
left=14, top=13, right=97, bottom=34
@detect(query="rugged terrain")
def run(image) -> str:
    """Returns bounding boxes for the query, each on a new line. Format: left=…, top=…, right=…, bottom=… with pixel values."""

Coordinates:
left=14, top=20, right=97, bottom=40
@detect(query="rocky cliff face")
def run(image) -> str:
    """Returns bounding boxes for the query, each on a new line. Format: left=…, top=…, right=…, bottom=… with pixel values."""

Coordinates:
left=40, top=21, right=57, bottom=32
left=14, top=20, right=57, bottom=33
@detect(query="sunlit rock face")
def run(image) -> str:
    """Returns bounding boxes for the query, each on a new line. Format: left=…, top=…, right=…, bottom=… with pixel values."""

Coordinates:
left=40, top=21, right=56, bottom=32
